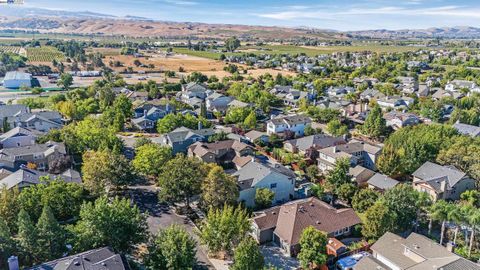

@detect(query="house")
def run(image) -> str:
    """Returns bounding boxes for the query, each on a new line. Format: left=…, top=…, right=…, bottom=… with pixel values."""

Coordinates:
left=188, top=139, right=253, bottom=166
left=251, top=197, right=361, bottom=256
left=7, top=111, right=63, bottom=132
left=384, top=111, right=421, bottom=129
left=283, top=134, right=346, bottom=155
left=445, top=79, right=479, bottom=93
left=266, top=115, right=312, bottom=136
left=0, top=127, right=39, bottom=148
left=318, top=141, right=382, bottom=172
left=349, top=165, right=375, bottom=186
left=453, top=122, right=480, bottom=137
left=245, top=130, right=269, bottom=144
left=432, top=89, right=464, bottom=100
left=132, top=104, right=173, bottom=131
left=412, top=161, right=475, bottom=201
left=205, top=93, right=233, bottom=113
left=2, top=71, right=32, bottom=89
left=179, top=82, right=211, bottom=105
left=233, top=161, right=296, bottom=208
left=376, top=96, right=408, bottom=109
left=0, top=141, right=67, bottom=171
left=270, top=85, right=310, bottom=107
left=360, top=88, right=385, bottom=101
left=0, top=104, right=29, bottom=120
left=156, top=126, right=215, bottom=154
left=367, top=173, right=399, bottom=192
left=0, top=165, right=81, bottom=190
left=397, top=76, right=418, bottom=94
left=326, top=238, right=348, bottom=257
left=27, top=247, right=131, bottom=270
left=354, top=232, right=480, bottom=270
left=327, top=86, right=355, bottom=97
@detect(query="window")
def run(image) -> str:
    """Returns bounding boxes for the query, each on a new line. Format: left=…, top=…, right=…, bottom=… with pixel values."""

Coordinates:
left=270, top=183, right=277, bottom=189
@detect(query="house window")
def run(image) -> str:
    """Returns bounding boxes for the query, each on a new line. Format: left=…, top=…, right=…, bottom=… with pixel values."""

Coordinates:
left=270, top=183, right=277, bottom=189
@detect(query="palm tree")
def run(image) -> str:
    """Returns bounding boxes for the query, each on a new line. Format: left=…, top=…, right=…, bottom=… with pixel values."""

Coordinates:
left=467, top=208, right=480, bottom=257
left=429, top=200, right=449, bottom=244
left=447, top=204, right=463, bottom=245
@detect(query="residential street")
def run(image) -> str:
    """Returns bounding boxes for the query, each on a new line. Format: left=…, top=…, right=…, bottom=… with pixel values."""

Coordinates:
left=127, top=185, right=214, bottom=270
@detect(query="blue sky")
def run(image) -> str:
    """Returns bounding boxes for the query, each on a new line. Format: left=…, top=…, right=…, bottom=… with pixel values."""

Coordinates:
left=19, top=0, right=480, bottom=30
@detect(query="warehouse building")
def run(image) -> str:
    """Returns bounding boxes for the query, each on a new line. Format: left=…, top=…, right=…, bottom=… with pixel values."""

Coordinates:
left=2, top=71, right=32, bottom=89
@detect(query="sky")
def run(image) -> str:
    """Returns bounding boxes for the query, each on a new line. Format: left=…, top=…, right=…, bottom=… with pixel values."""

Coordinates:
left=14, top=0, right=480, bottom=31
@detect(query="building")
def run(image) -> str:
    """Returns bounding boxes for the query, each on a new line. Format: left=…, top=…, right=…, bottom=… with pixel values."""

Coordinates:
left=0, top=127, right=39, bottom=149
left=251, top=197, right=361, bottom=256
left=156, top=126, right=215, bottom=155
left=0, top=166, right=81, bottom=190
left=453, top=122, right=480, bottom=137
left=367, top=173, right=399, bottom=192
left=384, top=111, right=421, bottom=129
left=266, top=115, right=312, bottom=136
left=0, top=141, right=67, bottom=171
left=318, top=141, right=382, bottom=172
left=27, top=247, right=130, bottom=270
left=354, top=232, right=480, bottom=270
left=188, top=139, right=253, bottom=166
left=2, top=71, right=32, bottom=89
left=283, top=134, right=346, bottom=155
left=233, top=161, right=296, bottom=208
left=412, top=161, right=476, bottom=201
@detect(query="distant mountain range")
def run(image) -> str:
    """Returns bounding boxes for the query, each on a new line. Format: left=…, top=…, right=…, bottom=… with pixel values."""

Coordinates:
left=1, top=6, right=480, bottom=40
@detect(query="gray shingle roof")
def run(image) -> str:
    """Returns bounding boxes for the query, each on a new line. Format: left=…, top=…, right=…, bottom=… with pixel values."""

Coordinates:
left=0, top=167, right=81, bottom=190
left=412, top=161, right=466, bottom=189
left=233, top=161, right=295, bottom=190
left=367, top=173, right=399, bottom=190
left=285, top=134, right=346, bottom=152
left=453, top=122, right=480, bottom=137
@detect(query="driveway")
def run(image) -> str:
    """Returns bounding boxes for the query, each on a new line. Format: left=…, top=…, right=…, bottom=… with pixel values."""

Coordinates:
left=260, top=244, right=300, bottom=270
left=128, top=185, right=214, bottom=270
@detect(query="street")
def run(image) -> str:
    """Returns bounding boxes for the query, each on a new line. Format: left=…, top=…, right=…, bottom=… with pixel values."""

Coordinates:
left=127, top=185, right=214, bottom=270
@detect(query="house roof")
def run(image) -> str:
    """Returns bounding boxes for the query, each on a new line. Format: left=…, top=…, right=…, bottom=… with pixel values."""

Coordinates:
left=164, top=127, right=214, bottom=143
left=27, top=247, right=130, bottom=270
left=0, top=166, right=81, bottom=190
left=453, top=122, right=480, bottom=137
left=0, top=104, right=29, bottom=119
left=245, top=130, right=268, bottom=141
left=0, top=127, right=40, bottom=142
left=268, top=114, right=312, bottom=126
left=354, top=256, right=390, bottom=270
left=367, top=173, right=399, bottom=190
left=412, top=161, right=467, bottom=191
left=233, top=161, right=295, bottom=191
left=4, top=71, right=32, bottom=81
left=284, top=134, right=346, bottom=152
left=0, top=142, right=66, bottom=162
left=189, top=140, right=251, bottom=157
left=253, top=197, right=361, bottom=246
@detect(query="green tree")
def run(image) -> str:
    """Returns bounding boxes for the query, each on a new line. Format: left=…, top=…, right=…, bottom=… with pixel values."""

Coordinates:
left=225, top=36, right=241, bottom=52
left=158, top=155, right=206, bottom=207
left=336, top=183, right=358, bottom=205
left=72, top=196, right=147, bottom=253
left=362, top=200, right=396, bottom=240
left=133, top=144, right=172, bottom=177
left=201, top=165, right=239, bottom=210
left=254, top=188, right=275, bottom=210
left=352, top=189, right=379, bottom=213
left=243, top=110, right=257, bottom=129
left=0, top=218, right=15, bottom=269
left=82, top=150, right=134, bottom=195
left=429, top=200, right=450, bottom=244
left=57, top=73, right=73, bottom=90
left=17, top=209, right=37, bottom=265
left=145, top=225, right=197, bottom=270
left=361, top=104, right=386, bottom=138
left=35, top=205, right=66, bottom=262
left=383, top=184, right=420, bottom=232
left=231, top=237, right=264, bottom=270
left=437, top=136, right=480, bottom=183
left=297, top=226, right=327, bottom=269
left=0, top=187, right=20, bottom=232
left=198, top=204, right=250, bottom=256
left=325, top=158, right=351, bottom=192
left=306, top=165, right=319, bottom=181
left=326, top=119, right=348, bottom=136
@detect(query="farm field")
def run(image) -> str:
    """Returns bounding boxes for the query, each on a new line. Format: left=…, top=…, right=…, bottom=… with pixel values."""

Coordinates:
left=0, top=46, right=22, bottom=54
left=26, top=46, right=65, bottom=62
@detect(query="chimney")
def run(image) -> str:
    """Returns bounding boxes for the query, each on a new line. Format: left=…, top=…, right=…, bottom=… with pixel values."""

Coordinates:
left=8, top=256, right=19, bottom=270
left=197, top=121, right=202, bottom=130
left=332, top=146, right=337, bottom=153
left=143, top=109, right=147, bottom=117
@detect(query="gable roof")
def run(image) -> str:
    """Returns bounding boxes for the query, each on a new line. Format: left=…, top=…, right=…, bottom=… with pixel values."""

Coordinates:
left=268, top=115, right=312, bottom=126
left=253, top=197, right=361, bottom=246
left=285, top=134, right=346, bottom=152
left=412, top=161, right=467, bottom=190
left=453, top=122, right=480, bottom=137
left=367, top=173, right=399, bottom=190
left=233, top=161, right=295, bottom=191
left=0, top=127, right=40, bottom=142
left=0, top=166, right=81, bottom=190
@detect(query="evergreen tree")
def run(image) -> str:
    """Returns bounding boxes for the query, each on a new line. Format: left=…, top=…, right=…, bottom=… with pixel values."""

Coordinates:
left=17, top=209, right=37, bottom=265
left=361, top=104, right=386, bottom=138
left=243, top=111, right=257, bottom=129
left=36, top=205, right=66, bottom=262
left=0, top=218, right=15, bottom=269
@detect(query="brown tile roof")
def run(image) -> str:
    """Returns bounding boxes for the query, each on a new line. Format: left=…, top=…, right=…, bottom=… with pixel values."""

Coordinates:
left=253, top=197, right=361, bottom=246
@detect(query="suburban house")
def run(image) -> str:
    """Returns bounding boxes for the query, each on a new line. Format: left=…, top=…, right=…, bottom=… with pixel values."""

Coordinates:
left=187, top=139, right=253, bottom=167
left=360, top=88, right=385, bottom=101
left=7, top=111, right=63, bottom=132
left=318, top=141, right=382, bottom=172
left=367, top=173, right=399, bottom=192
left=354, top=232, right=480, bottom=270
left=2, top=71, right=32, bottom=89
left=132, top=104, right=173, bottom=131
left=0, top=166, right=81, bottom=190
left=266, top=115, right=312, bottom=136
left=269, top=85, right=310, bottom=107
left=251, top=197, right=361, bottom=256
left=245, top=130, right=269, bottom=144
left=453, top=122, right=480, bottom=137
left=412, top=161, right=476, bottom=201
left=179, top=83, right=211, bottom=107
left=0, top=104, right=29, bottom=119
left=376, top=96, right=409, bottom=109
left=156, top=126, right=215, bottom=154
left=26, top=247, right=131, bottom=270
left=384, top=111, right=421, bottom=129
left=0, top=127, right=39, bottom=148
left=233, top=161, right=296, bottom=208
left=283, top=134, right=346, bottom=155
left=397, top=76, right=418, bottom=94
left=0, top=142, right=68, bottom=171
left=445, top=79, right=480, bottom=93
left=349, top=165, right=375, bottom=186
left=205, top=92, right=233, bottom=113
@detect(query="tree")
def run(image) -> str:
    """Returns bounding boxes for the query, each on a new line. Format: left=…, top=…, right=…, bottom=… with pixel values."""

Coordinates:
left=362, top=200, right=396, bottom=240
left=198, top=204, right=250, bottom=256
left=437, top=136, right=480, bottom=183
left=35, top=205, right=66, bottom=262
left=243, top=111, right=257, bottom=129
left=429, top=200, right=450, bottom=244
left=134, top=137, right=153, bottom=149
left=467, top=207, right=480, bottom=257
left=133, top=144, right=172, bottom=177
left=18, top=177, right=85, bottom=222
left=72, top=196, right=147, bottom=253
left=336, top=183, right=358, bottom=204
left=382, top=184, right=420, bottom=232
left=352, top=189, right=379, bottom=213
left=254, top=188, right=274, bottom=210
left=57, top=73, right=73, bottom=90
left=82, top=150, right=134, bottom=195
left=201, top=165, right=239, bottom=210
left=0, top=187, right=20, bottom=232
left=297, top=226, right=327, bottom=269
left=326, top=119, right=348, bottom=136
left=306, top=165, right=319, bottom=181
left=145, top=225, right=197, bottom=270
left=361, top=104, right=386, bottom=138
left=231, top=237, right=264, bottom=270
left=0, top=218, right=15, bottom=269
left=157, top=155, right=206, bottom=207
left=225, top=36, right=241, bottom=52
left=17, top=209, right=37, bottom=265
left=325, top=158, right=351, bottom=192
left=310, top=183, right=324, bottom=200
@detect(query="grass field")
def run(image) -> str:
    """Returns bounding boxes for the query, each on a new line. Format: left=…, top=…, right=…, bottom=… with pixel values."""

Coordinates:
left=26, top=46, right=65, bottom=62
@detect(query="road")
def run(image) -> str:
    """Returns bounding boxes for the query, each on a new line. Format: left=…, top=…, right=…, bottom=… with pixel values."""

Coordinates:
left=128, top=185, right=214, bottom=270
